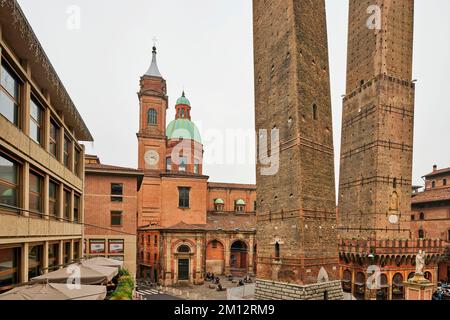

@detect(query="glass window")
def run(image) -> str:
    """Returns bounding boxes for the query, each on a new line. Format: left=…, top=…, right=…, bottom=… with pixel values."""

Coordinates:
left=28, top=245, right=43, bottom=279
left=194, top=159, right=199, bottom=174
left=0, top=62, right=20, bottom=126
left=444, top=179, right=448, bottom=186
left=109, top=240, right=124, bottom=254
left=63, top=135, right=71, bottom=168
left=179, top=156, right=187, bottom=172
left=73, top=194, right=80, bottom=223
left=73, top=241, right=80, bottom=260
left=49, top=120, right=59, bottom=158
left=0, top=247, right=20, bottom=293
left=0, top=154, right=19, bottom=210
left=29, top=172, right=43, bottom=215
left=74, top=148, right=81, bottom=177
left=48, top=181, right=59, bottom=218
left=111, top=211, right=122, bottom=226
left=166, top=157, right=171, bottom=171
left=178, top=187, right=190, bottom=208
left=64, top=190, right=71, bottom=221
left=64, top=242, right=71, bottom=264
left=89, top=240, right=105, bottom=254
left=48, top=243, right=59, bottom=269
left=148, top=109, right=157, bottom=125
left=29, top=97, right=43, bottom=144
left=111, top=183, right=123, bottom=202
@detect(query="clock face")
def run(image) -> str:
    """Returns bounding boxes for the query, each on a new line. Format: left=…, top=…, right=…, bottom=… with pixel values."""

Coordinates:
left=144, top=149, right=160, bottom=166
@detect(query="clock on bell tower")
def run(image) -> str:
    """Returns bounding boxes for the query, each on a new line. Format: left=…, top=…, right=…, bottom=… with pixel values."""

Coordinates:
left=137, top=46, right=168, bottom=171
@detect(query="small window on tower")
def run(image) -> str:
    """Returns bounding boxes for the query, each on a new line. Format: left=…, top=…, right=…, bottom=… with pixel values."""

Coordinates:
left=148, top=109, right=157, bottom=125
left=312, top=104, right=318, bottom=120
left=166, top=157, right=171, bottom=171
left=194, top=159, right=200, bottom=174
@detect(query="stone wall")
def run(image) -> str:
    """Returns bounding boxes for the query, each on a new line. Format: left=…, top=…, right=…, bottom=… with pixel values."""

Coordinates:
left=255, top=279, right=344, bottom=300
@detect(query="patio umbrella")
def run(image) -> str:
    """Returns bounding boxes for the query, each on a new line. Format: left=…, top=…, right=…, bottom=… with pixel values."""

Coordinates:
left=83, top=257, right=124, bottom=268
left=31, top=263, right=118, bottom=285
left=0, top=283, right=106, bottom=300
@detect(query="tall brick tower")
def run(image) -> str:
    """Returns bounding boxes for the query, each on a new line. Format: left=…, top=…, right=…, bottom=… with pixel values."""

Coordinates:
left=137, top=46, right=168, bottom=227
left=335, top=1, right=443, bottom=300
left=338, top=0, right=415, bottom=242
left=253, top=0, right=343, bottom=300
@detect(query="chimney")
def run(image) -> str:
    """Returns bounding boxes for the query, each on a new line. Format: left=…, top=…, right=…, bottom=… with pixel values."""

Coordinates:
left=433, top=165, right=437, bottom=172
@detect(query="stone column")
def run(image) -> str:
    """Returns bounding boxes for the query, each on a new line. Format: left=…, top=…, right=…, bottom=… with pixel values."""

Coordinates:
left=58, top=240, right=64, bottom=267
left=224, top=236, right=231, bottom=275
left=195, top=237, right=203, bottom=284
left=69, top=239, right=74, bottom=262
left=43, top=241, right=49, bottom=274
left=248, top=236, right=254, bottom=276
left=21, top=242, right=29, bottom=283
left=165, top=235, right=172, bottom=286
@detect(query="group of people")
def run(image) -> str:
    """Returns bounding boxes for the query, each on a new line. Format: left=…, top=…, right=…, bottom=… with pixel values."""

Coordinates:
left=433, top=283, right=450, bottom=300
left=205, top=273, right=253, bottom=291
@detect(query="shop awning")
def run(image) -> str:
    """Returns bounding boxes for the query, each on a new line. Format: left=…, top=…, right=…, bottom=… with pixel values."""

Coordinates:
left=31, top=263, right=118, bottom=285
left=0, top=283, right=106, bottom=300
left=83, top=257, right=123, bottom=268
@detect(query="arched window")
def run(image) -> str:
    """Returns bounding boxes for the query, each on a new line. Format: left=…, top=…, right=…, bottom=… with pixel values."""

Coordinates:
left=274, top=242, right=280, bottom=260
left=431, top=181, right=436, bottom=189
left=148, top=109, right=157, bottom=125
left=393, top=178, right=397, bottom=189
left=312, top=104, right=318, bottom=120
left=419, top=212, right=425, bottom=220
left=178, top=244, right=190, bottom=253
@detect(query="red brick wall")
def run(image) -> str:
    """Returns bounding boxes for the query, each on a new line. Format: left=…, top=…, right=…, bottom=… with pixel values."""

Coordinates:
left=84, top=174, right=138, bottom=236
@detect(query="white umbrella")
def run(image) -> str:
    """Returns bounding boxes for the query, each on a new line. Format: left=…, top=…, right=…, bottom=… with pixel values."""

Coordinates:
left=31, top=263, right=118, bottom=285
left=83, top=257, right=124, bottom=268
left=0, top=283, right=106, bottom=300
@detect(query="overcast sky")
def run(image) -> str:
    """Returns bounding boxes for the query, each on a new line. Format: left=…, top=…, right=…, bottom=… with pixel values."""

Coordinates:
left=17, top=0, right=450, bottom=188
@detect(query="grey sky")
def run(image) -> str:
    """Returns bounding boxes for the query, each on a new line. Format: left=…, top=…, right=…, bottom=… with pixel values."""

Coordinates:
left=17, top=0, right=450, bottom=188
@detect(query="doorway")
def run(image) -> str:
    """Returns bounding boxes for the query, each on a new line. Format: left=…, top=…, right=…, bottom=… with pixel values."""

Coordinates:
left=178, top=259, right=189, bottom=281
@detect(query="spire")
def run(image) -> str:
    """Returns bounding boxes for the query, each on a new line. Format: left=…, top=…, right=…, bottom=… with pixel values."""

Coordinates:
left=145, top=46, right=162, bottom=77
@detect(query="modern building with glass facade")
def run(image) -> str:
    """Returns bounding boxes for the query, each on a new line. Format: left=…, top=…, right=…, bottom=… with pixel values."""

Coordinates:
left=0, top=0, right=93, bottom=293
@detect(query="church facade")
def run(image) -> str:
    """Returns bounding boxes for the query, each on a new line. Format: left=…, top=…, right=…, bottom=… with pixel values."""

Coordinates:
left=136, top=48, right=256, bottom=285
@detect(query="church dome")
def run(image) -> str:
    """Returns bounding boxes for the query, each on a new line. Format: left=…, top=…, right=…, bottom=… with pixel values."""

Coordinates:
left=176, top=92, right=191, bottom=106
left=166, top=118, right=202, bottom=144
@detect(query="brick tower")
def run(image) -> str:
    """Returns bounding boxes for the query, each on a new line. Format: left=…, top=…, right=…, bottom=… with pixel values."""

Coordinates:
left=253, top=0, right=343, bottom=300
left=336, top=1, right=445, bottom=300
left=338, top=0, right=415, bottom=242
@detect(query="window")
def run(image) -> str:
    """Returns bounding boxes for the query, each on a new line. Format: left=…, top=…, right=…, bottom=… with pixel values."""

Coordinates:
left=64, top=190, right=71, bottom=221
left=166, top=157, right=172, bottom=171
left=49, top=120, right=59, bottom=158
left=444, top=179, right=448, bottom=186
left=111, top=211, right=123, bottom=226
left=148, top=108, right=157, bottom=125
left=410, top=214, right=415, bottom=221
left=312, top=104, right=318, bottom=120
left=194, top=159, right=200, bottom=174
left=29, top=172, right=43, bottom=215
left=419, top=212, right=425, bottom=220
left=74, top=148, right=81, bottom=177
left=178, top=245, right=190, bottom=253
left=48, top=243, right=59, bottom=268
left=448, top=230, right=450, bottom=242
left=275, top=242, right=280, bottom=260
left=0, top=248, right=20, bottom=293
left=89, top=240, right=105, bottom=254
left=73, top=194, right=80, bottom=223
left=63, top=135, right=72, bottom=169
left=393, top=178, right=397, bottom=189
left=178, top=187, right=190, bottom=208
left=48, top=181, right=59, bottom=218
left=0, top=62, right=21, bottom=126
left=111, top=183, right=123, bottom=202
left=29, top=97, right=43, bottom=145
left=154, top=235, right=158, bottom=247
left=212, top=240, right=218, bottom=249
left=254, top=201, right=257, bottom=212
left=64, top=242, right=71, bottom=264
left=179, top=156, right=187, bottom=172
left=0, top=154, right=19, bottom=211
left=432, top=181, right=436, bottom=189
left=418, top=229, right=424, bottom=239
left=73, top=241, right=80, bottom=260
left=28, top=245, right=43, bottom=279
left=109, top=240, right=124, bottom=254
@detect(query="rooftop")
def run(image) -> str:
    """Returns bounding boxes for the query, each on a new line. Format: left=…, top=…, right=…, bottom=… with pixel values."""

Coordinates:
left=411, top=187, right=450, bottom=204
left=423, top=166, right=450, bottom=178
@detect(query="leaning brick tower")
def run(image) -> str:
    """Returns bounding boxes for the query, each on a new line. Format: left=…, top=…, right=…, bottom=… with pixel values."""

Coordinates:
left=253, top=0, right=343, bottom=300
left=338, top=0, right=415, bottom=243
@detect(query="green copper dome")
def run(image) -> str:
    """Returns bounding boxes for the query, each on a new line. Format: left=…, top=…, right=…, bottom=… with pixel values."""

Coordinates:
left=235, top=199, right=246, bottom=205
left=166, top=119, right=202, bottom=144
left=176, top=91, right=191, bottom=106
left=214, top=198, right=225, bottom=205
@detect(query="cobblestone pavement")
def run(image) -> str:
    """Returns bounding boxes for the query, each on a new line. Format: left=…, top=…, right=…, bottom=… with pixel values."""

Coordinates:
left=160, top=276, right=255, bottom=300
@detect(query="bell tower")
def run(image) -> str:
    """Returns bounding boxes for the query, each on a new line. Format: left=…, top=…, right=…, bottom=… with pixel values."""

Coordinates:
left=137, top=46, right=168, bottom=171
